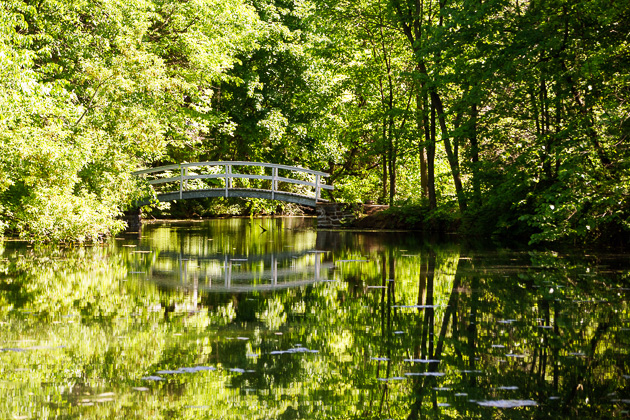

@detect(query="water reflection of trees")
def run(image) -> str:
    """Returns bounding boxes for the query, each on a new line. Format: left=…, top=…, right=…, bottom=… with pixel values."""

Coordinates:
left=376, top=250, right=630, bottom=420
left=1, top=225, right=629, bottom=419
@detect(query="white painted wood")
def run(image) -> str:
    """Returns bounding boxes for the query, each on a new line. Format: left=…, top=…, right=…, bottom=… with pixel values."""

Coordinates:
left=184, top=167, right=188, bottom=194
left=272, top=167, right=278, bottom=200
left=224, top=164, right=229, bottom=198
left=134, top=164, right=180, bottom=175
left=179, top=167, right=184, bottom=199
left=148, top=176, right=180, bottom=185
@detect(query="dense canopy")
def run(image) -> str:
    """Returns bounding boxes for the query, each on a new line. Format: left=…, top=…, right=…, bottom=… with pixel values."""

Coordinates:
left=1, top=0, right=629, bottom=244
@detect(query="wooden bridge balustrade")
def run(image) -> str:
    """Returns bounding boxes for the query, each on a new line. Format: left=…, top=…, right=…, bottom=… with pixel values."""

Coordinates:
left=133, top=161, right=334, bottom=207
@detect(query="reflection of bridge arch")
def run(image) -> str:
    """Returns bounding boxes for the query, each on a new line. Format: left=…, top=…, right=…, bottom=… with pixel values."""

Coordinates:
left=134, top=249, right=334, bottom=293
left=133, top=161, right=334, bottom=207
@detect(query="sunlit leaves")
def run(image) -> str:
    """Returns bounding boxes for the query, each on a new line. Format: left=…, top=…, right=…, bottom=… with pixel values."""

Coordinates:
left=0, top=0, right=262, bottom=240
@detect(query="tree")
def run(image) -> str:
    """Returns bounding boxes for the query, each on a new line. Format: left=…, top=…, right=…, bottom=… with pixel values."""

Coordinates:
left=0, top=0, right=260, bottom=240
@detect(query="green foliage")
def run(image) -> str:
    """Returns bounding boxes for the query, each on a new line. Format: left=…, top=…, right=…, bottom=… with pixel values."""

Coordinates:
left=0, top=0, right=260, bottom=241
left=1, top=0, right=629, bottom=245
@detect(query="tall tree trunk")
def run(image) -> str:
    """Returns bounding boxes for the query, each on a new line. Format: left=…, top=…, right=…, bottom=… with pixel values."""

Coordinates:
left=416, top=86, right=429, bottom=198
left=431, top=91, right=467, bottom=213
left=382, top=120, right=388, bottom=204
left=387, top=62, right=396, bottom=205
left=470, top=102, right=481, bottom=207
left=429, top=93, right=437, bottom=210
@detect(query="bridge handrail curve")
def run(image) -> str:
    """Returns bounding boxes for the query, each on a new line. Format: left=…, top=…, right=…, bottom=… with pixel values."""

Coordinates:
left=133, top=161, right=330, bottom=177
left=132, top=161, right=333, bottom=201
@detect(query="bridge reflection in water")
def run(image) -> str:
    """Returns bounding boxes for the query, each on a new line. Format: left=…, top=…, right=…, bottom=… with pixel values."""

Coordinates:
left=133, top=249, right=334, bottom=295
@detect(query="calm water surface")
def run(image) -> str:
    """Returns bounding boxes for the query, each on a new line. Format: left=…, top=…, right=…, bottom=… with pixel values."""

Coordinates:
left=1, top=217, right=629, bottom=419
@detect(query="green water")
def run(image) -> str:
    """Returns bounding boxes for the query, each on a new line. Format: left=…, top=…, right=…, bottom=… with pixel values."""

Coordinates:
left=1, top=217, right=629, bottom=419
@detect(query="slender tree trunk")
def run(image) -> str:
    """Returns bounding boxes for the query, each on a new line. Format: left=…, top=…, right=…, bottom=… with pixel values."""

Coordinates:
left=470, top=102, right=481, bottom=207
left=416, top=86, right=428, bottom=198
left=389, top=148, right=396, bottom=205
left=428, top=92, right=437, bottom=210
left=387, top=66, right=396, bottom=205
left=541, top=78, right=553, bottom=180
left=382, top=147, right=388, bottom=203
left=431, top=91, right=467, bottom=212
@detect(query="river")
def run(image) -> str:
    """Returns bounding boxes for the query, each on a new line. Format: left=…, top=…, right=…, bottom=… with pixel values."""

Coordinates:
left=0, top=217, right=628, bottom=419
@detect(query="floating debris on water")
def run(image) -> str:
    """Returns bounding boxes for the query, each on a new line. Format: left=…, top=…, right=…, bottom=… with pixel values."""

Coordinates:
left=371, top=357, right=389, bottom=361
left=491, top=344, right=505, bottom=348
left=392, top=305, right=439, bottom=309
left=337, top=260, right=369, bottom=263
left=155, top=366, right=216, bottom=375
left=404, top=372, right=445, bottom=377
left=438, top=403, right=450, bottom=407
left=236, top=337, right=249, bottom=340
left=497, top=319, right=517, bottom=324
left=477, top=400, right=537, bottom=408
left=141, top=376, right=164, bottom=381
left=496, top=386, right=519, bottom=390
left=178, top=366, right=216, bottom=373
left=157, top=369, right=181, bottom=374
left=455, top=393, right=468, bottom=397
left=433, top=387, right=451, bottom=391
left=269, top=347, right=318, bottom=355
left=230, top=368, right=245, bottom=373
left=404, top=359, right=440, bottom=363
left=378, top=377, right=406, bottom=382
left=505, top=354, right=527, bottom=358
left=133, top=387, right=149, bottom=392
left=394, top=331, right=405, bottom=334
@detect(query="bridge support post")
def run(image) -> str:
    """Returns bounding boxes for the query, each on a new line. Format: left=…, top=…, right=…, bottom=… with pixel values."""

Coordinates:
left=224, top=163, right=232, bottom=198
left=122, top=208, right=142, bottom=232
left=272, top=167, right=278, bottom=200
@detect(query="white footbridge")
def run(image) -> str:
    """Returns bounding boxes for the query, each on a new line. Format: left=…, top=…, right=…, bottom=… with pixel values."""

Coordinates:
left=133, top=161, right=334, bottom=207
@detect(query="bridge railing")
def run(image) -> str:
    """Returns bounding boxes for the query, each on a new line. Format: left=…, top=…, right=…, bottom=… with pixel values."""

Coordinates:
left=133, top=161, right=334, bottom=201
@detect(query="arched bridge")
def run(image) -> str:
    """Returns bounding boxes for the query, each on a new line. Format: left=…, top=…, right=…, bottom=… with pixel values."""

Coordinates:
left=133, top=161, right=334, bottom=207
